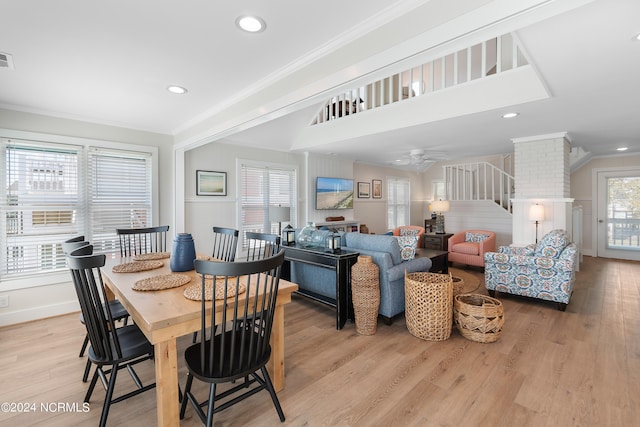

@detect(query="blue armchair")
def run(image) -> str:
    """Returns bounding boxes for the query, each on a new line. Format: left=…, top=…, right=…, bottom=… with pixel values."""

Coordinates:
left=484, top=229, right=578, bottom=311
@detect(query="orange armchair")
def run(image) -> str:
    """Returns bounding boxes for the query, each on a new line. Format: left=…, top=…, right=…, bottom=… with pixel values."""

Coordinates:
left=448, top=230, right=496, bottom=270
left=392, top=225, right=425, bottom=248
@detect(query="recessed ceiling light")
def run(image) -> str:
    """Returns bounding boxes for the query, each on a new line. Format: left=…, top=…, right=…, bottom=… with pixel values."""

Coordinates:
left=236, top=15, right=266, bottom=33
left=167, top=85, right=187, bottom=94
left=634, top=33, right=640, bottom=42
left=617, top=147, right=628, bottom=151
left=502, top=112, right=519, bottom=119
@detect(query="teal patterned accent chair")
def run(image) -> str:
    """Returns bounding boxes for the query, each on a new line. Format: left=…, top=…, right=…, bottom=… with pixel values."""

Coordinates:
left=484, top=229, right=578, bottom=311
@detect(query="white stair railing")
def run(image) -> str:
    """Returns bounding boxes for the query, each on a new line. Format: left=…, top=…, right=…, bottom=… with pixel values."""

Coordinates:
left=311, top=32, right=528, bottom=125
left=444, top=162, right=514, bottom=212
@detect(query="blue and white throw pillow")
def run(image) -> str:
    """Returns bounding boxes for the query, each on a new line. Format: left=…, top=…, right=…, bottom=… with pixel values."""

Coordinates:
left=465, top=232, right=490, bottom=243
left=396, top=235, right=419, bottom=261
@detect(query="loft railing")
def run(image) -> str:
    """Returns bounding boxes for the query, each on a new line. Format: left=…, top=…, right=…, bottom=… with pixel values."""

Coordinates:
left=311, top=33, right=528, bottom=125
left=444, top=162, right=514, bottom=213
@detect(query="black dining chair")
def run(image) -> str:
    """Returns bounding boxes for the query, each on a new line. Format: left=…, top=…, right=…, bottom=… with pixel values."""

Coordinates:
left=245, top=231, right=280, bottom=261
left=67, top=246, right=155, bottom=427
left=62, top=237, right=130, bottom=382
left=116, top=225, right=169, bottom=257
left=180, top=250, right=287, bottom=426
left=211, top=226, right=239, bottom=262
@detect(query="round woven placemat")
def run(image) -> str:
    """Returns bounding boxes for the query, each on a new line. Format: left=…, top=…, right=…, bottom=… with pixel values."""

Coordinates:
left=133, top=273, right=191, bottom=291
left=112, top=260, right=164, bottom=273
left=183, top=277, right=245, bottom=301
left=133, top=252, right=170, bottom=261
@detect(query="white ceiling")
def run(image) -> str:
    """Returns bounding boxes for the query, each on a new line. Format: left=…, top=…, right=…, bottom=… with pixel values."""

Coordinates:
left=1, top=0, right=639, bottom=169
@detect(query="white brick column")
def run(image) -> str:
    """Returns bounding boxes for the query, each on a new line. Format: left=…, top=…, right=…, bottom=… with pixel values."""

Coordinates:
left=511, top=132, right=574, bottom=245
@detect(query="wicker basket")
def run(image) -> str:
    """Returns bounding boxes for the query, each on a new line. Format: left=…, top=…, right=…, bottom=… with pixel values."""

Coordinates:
left=351, top=256, right=380, bottom=335
left=454, top=294, right=504, bottom=343
left=451, top=275, right=464, bottom=297
left=404, top=272, right=453, bottom=341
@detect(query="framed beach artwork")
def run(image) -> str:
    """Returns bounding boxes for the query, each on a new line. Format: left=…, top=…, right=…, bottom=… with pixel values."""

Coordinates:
left=196, top=170, right=227, bottom=196
left=372, top=179, right=382, bottom=199
left=357, top=182, right=370, bottom=198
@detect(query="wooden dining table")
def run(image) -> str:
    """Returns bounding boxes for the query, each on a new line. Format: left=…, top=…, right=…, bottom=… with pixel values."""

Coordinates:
left=100, top=256, right=298, bottom=427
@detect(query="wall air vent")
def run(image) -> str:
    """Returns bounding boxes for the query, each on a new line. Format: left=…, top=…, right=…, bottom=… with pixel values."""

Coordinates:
left=0, top=52, right=15, bottom=69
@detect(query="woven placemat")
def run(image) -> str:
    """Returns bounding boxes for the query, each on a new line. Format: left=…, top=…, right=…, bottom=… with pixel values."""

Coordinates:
left=132, top=273, right=191, bottom=291
left=183, top=277, right=245, bottom=301
left=112, top=260, right=164, bottom=273
left=133, top=252, right=170, bottom=261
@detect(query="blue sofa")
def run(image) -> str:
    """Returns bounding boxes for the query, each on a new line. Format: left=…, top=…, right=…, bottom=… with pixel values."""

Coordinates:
left=289, top=231, right=432, bottom=323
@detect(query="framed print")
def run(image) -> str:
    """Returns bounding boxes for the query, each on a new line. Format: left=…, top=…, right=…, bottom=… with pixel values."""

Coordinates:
left=196, top=170, right=227, bottom=196
left=357, top=181, right=370, bottom=198
left=372, top=179, right=382, bottom=199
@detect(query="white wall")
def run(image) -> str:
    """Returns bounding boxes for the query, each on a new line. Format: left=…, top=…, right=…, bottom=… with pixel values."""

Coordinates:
left=0, top=109, right=173, bottom=326
left=570, top=153, right=640, bottom=256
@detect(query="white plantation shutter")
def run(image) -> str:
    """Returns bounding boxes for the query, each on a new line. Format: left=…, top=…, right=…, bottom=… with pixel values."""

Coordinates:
left=239, top=161, right=296, bottom=248
left=1, top=138, right=82, bottom=275
left=1, top=136, right=154, bottom=280
left=387, top=178, right=410, bottom=229
left=87, top=148, right=152, bottom=257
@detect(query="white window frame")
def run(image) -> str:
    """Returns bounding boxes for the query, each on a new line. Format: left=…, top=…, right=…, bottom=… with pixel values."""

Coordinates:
left=387, top=177, right=411, bottom=230
left=236, top=158, right=297, bottom=252
left=0, top=129, right=158, bottom=291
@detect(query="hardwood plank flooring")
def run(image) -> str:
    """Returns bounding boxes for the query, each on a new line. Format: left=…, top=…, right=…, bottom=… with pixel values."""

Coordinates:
left=0, top=256, right=637, bottom=426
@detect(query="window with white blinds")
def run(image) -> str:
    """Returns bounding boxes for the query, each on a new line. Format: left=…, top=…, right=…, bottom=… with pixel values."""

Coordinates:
left=88, top=147, right=152, bottom=256
left=387, top=177, right=410, bottom=229
left=1, top=137, right=153, bottom=279
left=239, top=161, right=296, bottom=248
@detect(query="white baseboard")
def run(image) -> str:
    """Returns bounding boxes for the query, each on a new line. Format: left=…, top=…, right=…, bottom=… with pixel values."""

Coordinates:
left=0, top=300, right=79, bottom=327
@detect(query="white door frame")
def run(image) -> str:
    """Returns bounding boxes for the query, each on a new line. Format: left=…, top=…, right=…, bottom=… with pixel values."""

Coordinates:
left=593, top=166, right=640, bottom=260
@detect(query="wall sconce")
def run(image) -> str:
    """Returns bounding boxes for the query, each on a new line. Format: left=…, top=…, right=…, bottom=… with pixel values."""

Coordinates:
left=325, top=229, right=341, bottom=253
left=529, top=203, right=545, bottom=243
left=282, top=224, right=295, bottom=246
left=430, top=200, right=450, bottom=234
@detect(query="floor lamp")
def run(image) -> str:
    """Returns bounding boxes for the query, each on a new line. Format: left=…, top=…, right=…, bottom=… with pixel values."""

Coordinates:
left=529, top=203, right=545, bottom=244
left=269, top=206, right=290, bottom=237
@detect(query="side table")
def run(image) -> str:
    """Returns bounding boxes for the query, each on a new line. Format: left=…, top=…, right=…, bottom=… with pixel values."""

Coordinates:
left=423, top=232, right=453, bottom=251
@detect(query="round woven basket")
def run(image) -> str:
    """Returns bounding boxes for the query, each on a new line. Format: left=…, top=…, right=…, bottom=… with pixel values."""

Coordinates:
left=351, top=256, right=380, bottom=335
left=404, top=272, right=452, bottom=341
left=454, top=294, right=504, bottom=343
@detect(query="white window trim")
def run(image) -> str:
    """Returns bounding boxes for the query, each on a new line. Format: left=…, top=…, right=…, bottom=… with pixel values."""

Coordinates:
left=236, top=157, right=298, bottom=248
left=0, top=128, right=158, bottom=291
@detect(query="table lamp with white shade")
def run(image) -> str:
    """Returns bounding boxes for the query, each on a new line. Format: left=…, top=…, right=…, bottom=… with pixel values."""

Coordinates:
left=431, top=199, right=450, bottom=234
left=269, top=205, right=290, bottom=237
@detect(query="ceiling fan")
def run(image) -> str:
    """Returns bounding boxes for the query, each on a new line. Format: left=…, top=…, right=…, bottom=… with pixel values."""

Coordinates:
left=392, top=149, right=448, bottom=167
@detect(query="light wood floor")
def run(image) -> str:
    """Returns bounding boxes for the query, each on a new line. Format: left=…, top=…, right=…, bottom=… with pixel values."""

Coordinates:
left=1, top=256, right=638, bottom=426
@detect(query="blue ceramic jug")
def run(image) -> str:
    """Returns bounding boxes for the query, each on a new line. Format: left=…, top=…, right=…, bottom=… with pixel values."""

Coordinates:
left=170, top=233, right=196, bottom=272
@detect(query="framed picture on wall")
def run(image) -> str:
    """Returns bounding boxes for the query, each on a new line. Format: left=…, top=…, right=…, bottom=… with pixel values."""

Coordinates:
left=372, top=179, right=382, bottom=199
left=357, top=181, right=370, bottom=198
left=196, top=170, right=227, bottom=196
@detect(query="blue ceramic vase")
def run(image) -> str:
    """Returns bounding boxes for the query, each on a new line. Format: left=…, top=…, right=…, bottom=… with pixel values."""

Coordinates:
left=170, top=233, right=196, bottom=272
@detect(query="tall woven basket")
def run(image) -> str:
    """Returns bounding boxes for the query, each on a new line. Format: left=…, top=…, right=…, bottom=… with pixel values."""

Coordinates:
left=404, top=272, right=453, bottom=341
left=454, top=294, right=504, bottom=343
left=351, top=256, right=380, bottom=335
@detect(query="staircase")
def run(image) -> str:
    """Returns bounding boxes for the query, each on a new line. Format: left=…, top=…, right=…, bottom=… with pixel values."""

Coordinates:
left=444, top=162, right=514, bottom=213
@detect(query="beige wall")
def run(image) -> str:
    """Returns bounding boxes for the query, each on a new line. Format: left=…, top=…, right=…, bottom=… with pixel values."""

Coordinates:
left=353, top=162, right=426, bottom=234
left=0, top=109, right=173, bottom=326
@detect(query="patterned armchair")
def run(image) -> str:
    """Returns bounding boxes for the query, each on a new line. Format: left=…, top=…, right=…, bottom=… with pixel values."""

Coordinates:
left=484, top=229, right=578, bottom=311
